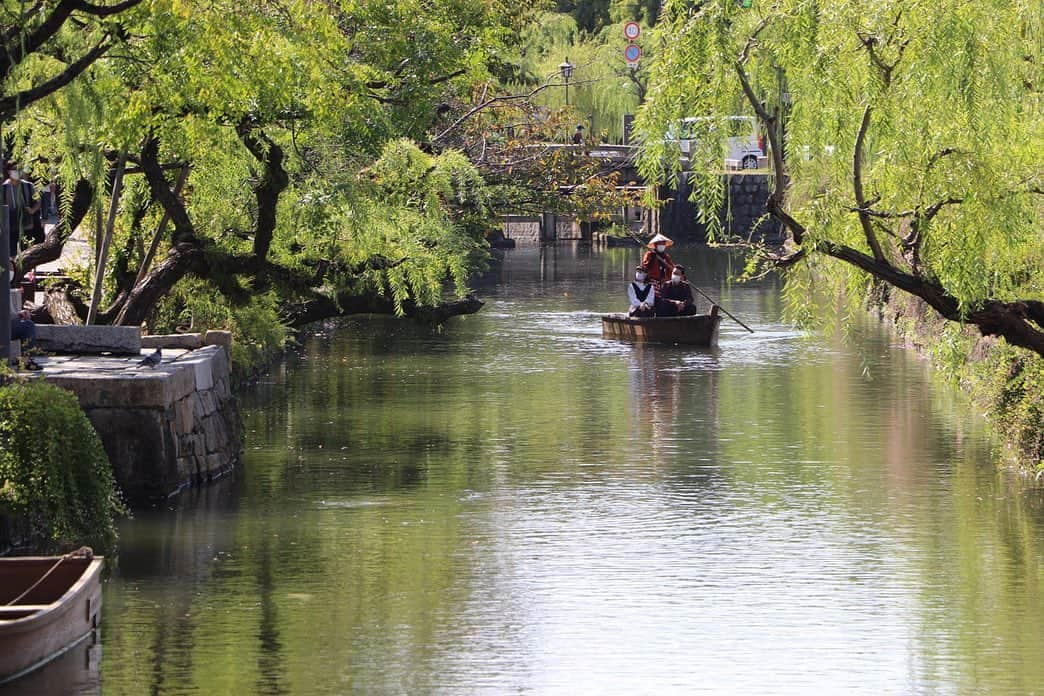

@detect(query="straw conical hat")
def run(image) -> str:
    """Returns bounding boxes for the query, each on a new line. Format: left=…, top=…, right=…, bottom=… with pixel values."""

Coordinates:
left=647, top=233, right=674, bottom=249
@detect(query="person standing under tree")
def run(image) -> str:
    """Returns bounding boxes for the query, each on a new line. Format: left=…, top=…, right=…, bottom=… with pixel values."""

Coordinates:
left=571, top=124, right=585, bottom=148
left=8, top=260, right=40, bottom=370
left=2, top=164, right=41, bottom=257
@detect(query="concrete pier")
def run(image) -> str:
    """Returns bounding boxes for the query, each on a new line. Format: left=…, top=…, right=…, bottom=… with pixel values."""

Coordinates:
left=28, top=341, right=241, bottom=504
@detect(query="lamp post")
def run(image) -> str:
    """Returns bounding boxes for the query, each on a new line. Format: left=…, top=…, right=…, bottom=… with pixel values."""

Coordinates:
left=559, top=58, right=574, bottom=106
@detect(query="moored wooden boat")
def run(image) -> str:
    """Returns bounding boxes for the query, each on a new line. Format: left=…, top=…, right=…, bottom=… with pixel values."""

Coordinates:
left=0, top=550, right=103, bottom=686
left=602, top=306, right=722, bottom=346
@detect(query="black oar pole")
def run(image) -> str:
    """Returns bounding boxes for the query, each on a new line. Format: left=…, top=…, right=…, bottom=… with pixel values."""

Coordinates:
left=627, top=229, right=754, bottom=333
left=688, top=284, right=754, bottom=333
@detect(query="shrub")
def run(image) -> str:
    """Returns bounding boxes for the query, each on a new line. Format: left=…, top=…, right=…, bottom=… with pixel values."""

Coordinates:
left=0, top=380, right=125, bottom=552
left=971, top=346, right=1044, bottom=466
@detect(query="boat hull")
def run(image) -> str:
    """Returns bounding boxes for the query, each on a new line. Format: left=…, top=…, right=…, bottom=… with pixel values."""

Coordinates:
left=601, top=308, right=721, bottom=346
left=0, top=555, right=103, bottom=685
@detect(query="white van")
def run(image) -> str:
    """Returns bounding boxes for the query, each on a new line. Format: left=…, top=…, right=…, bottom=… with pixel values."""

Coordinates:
left=668, top=116, right=767, bottom=170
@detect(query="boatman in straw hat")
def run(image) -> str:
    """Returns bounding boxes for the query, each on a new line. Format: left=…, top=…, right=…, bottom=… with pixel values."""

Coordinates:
left=641, top=233, right=676, bottom=288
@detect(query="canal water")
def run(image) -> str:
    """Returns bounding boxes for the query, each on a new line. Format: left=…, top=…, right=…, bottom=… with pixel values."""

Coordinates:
left=28, top=246, right=1044, bottom=694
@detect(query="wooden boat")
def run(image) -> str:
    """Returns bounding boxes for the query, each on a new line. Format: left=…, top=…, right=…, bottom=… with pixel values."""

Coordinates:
left=602, top=305, right=721, bottom=346
left=0, top=549, right=103, bottom=686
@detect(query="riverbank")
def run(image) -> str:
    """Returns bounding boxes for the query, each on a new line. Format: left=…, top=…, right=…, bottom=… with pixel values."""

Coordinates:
left=871, top=285, right=1043, bottom=473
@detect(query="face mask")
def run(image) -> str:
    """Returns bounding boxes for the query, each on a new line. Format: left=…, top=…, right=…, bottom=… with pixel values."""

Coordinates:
left=655, top=244, right=666, bottom=252
left=671, top=274, right=682, bottom=283
left=8, top=170, right=18, bottom=180
left=635, top=273, right=646, bottom=282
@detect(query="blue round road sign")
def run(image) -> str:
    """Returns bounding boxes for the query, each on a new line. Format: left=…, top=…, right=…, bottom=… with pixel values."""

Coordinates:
left=624, top=44, right=642, bottom=64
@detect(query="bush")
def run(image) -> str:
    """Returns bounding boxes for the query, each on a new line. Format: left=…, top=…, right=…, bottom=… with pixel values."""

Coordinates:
left=0, top=380, right=125, bottom=552
left=971, top=346, right=1044, bottom=467
left=147, top=277, right=289, bottom=381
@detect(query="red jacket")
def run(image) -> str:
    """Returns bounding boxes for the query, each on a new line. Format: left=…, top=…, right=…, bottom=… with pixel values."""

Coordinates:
left=641, top=250, right=675, bottom=286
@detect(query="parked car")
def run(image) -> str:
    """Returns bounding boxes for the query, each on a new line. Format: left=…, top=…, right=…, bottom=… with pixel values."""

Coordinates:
left=667, top=116, right=767, bottom=170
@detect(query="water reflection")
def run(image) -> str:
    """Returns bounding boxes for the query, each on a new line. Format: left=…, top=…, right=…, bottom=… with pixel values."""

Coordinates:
left=72, top=245, right=1044, bottom=693
left=0, top=631, right=101, bottom=696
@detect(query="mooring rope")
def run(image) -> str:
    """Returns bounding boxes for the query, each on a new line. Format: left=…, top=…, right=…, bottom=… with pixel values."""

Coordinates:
left=4, top=546, right=93, bottom=607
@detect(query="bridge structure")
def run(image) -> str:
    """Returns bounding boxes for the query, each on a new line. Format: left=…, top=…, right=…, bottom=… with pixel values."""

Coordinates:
left=535, top=143, right=643, bottom=182
left=498, top=143, right=780, bottom=247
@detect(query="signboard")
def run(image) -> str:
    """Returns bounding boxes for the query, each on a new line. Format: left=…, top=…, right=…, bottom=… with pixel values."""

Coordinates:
left=623, top=22, right=641, bottom=41
left=624, top=43, right=642, bottom=66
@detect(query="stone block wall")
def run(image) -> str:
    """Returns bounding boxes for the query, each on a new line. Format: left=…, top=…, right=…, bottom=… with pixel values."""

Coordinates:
left=502, top=215, right=542, bottom=245
left=722, top=175, right=783, bottom=242
left=660, top=173, right=783, bottom=243
left=42, top=344, right=241, bottom=504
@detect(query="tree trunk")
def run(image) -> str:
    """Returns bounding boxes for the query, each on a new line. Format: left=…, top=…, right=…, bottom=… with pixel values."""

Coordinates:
left=15, top=178, right=94, bottom=278
left=116, top=243, right=204, bottom=326
left=32, top=286, right=86, bottom=325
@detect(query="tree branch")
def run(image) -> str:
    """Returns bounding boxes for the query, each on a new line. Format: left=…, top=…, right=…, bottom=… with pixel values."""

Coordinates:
left=431, top=79, right=576, bottom=145
left=14, top=178, right=94, bottom=278
left=283, top=291, right=484, bottom=328
left=1, top=0, right=140, bottom=80
left=235, top=118, right=290, bottom=264
left=139, top=136, right=197, bottom=246
left=734, top=23, right=791, bottom=240
left=853, top=105, right=886, bottom=263
left=0, top=38, right=111, bottom=120
left=74, top=0, right=143, bottom=17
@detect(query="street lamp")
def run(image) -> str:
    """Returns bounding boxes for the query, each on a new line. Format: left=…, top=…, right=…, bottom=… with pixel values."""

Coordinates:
left=559, top=58, right=574, bottom=106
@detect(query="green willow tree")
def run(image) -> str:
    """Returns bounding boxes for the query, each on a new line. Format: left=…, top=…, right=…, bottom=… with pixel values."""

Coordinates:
left=0, top=0, right=143, bottom=122
left=638, top=0, right=1043, bottom=356
left=512, top=2, right=654, bottom=142
left=6, top=0, right=536, bottom=358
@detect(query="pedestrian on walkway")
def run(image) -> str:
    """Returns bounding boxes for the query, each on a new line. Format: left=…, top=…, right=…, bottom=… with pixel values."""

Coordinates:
left=3, top=164, right=42, bottom=257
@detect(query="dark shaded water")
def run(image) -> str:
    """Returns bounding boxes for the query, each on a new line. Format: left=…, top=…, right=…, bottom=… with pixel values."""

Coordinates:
left=20, top=246, right=1044, bottom=694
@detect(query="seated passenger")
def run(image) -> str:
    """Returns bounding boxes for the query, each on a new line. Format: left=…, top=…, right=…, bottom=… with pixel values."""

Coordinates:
left=627, top=267, right=656, bottom=317
left=657, top=265, right=698, bottom=316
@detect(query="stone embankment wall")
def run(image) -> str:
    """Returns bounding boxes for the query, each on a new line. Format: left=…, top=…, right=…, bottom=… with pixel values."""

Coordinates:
left=43, top=339, right=240, bottom=504
left=501, top=215, right=543, bottom=245
left=661, top=173, right=783, bottom=243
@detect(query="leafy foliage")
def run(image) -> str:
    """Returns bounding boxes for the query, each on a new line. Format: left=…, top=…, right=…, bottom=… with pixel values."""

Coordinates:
left=6, top=0, right=542, bottom=372
left=555, top=0, right=660, bottom=33
left=637, top=0, right=1044, bottom=355
left=511, top=7, right=652, bottom=142
left=0, top=380, right=125, bottom=552
left=971, top=344, right=1044, bottom=466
